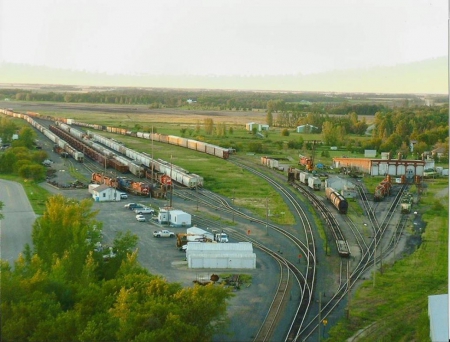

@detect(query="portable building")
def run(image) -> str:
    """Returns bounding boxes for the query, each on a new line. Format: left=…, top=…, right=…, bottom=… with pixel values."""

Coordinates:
left=157, top=208, right=190, bottom=225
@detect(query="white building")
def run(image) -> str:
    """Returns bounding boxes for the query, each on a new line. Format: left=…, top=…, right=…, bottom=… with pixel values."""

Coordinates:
left=186, top=242, right=256, bottom=269
left=296, top=124, right=318, bottom=133
left=158, top=208, right=191, bottom=227
left=92, top=185, right=121, bottom=202
left=246, top=122, right=269, bottom=132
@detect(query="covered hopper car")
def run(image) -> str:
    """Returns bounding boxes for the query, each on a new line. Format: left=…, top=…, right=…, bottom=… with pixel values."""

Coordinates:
left=325, top=187, right=348, bottom=214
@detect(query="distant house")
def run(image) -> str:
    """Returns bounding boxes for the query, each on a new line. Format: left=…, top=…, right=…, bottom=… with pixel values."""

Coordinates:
left=410, top=140, right=418, bottom=152
left=432, top=147, right=447, bottom=160
left=296, top=124, right=318, bottom=133
left=92, top=185, right=121, bottom=202
left=364, top=150, right=377, bottom=158
left=246, top=122, right=269, bottom=132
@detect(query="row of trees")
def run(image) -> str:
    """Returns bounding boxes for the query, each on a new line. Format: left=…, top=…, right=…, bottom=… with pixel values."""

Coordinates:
left=2, top=194, right=233, bottom=341
left=0, top=120, right=48, bottom=180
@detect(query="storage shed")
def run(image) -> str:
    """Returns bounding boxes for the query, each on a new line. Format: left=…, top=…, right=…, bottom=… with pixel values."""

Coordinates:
left=92, top=184, right=121, bottom=202
left=186, top=242, right=256, bottom=269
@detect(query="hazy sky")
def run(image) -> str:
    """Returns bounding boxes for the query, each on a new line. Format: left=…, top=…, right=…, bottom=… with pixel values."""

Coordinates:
left=0, top=0, right=447, bottom=76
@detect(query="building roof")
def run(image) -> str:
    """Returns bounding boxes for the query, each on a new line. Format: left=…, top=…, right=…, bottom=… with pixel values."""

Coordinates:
left=94, top=184, right=111, bottom=193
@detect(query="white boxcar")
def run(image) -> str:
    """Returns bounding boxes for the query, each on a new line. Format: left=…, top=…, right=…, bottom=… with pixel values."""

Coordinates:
left=299, top=171, right=310, bottom=184
left=308, top=176, right=321, bottom=190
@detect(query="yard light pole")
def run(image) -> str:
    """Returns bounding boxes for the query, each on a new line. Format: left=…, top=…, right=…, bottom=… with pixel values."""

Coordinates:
left=232, top=189, right=235, bottom=223
left=373, top=229, right=377, bottom=288
left=169, top=155, right=173, bottom=208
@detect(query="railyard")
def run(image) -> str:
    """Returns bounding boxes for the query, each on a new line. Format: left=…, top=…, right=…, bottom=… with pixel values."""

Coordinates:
left=1, top=100, right=440, bottom=341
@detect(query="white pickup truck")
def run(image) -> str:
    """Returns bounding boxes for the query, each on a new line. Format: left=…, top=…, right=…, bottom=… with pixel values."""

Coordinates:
left=153, top=229, right=175, bottom=238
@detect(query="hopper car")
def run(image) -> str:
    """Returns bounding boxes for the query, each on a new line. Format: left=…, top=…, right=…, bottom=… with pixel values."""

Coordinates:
left=325, top=187, right=348, bottom=214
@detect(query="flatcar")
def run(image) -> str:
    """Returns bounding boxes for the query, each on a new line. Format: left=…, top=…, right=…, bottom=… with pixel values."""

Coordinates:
left=325, top=187, right=348, bottom=214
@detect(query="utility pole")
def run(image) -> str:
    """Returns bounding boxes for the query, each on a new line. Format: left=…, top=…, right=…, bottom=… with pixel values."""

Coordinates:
left=151, top=126, right=154, bottom=182
left=265, top=197, right=269, bottom=235
left=232, top=189, right=235, bottom=223
left=169, top=155, right=173, bottom=208
left=373, top=229, right=377, bottom=288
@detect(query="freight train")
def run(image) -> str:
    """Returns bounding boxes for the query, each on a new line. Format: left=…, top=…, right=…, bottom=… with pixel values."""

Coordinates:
left=91, top=172, right=150, bottom=196
left=0, top=109, right=204, bottom=188
left=0, top=109, right=85, bottom=162
left=325, top=187, right=348, bottom=214
left=68, top=120, right=232, bottom=159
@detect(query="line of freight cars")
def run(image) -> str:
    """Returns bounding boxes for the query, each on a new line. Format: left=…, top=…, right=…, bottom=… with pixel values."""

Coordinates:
left=0, top=109, right=203, bottom=189
left=67, top=119, right=232, bottom=159
left=287, top=167, right=322, bottom=191
left=52, top=120, right=203, bottom=188
left=0, top=109, right=85, bottom=162
left=85, top=130, right=203, bottom=188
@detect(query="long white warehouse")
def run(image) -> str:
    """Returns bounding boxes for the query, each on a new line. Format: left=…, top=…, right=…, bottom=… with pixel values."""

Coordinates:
left=186, top=242, right=256, bottom=269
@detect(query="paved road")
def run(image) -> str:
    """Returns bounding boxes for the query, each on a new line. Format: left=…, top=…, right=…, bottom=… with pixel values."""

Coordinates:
left=0, top=179, right=37, bottom=264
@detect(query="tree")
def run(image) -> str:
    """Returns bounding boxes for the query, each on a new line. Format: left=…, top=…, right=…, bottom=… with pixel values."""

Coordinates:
left=204, top=118, right=214, bottom=135
left=281, top=129, right=290, bottom=136
left=32, top=195, right=101, bottom=271
left=266, top=110, right=273, bottom=126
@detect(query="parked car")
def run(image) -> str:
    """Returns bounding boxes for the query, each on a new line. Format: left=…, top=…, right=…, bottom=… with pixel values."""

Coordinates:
left=134, top=207, right=154, bottom=215
left=120, top=193, right=128, bottom=199
left=128, top=204, right=144, bottom=211
left=136, top=214, right=146, bottom=222
left=124, top=202, right=137, bottom=208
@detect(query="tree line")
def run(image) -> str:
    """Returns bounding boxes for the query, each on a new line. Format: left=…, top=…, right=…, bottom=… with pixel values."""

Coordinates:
left=1, top=87, right=406, bottom=114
